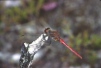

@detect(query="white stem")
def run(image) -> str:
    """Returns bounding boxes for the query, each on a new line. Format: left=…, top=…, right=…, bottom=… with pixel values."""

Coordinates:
left=27, top=33, right=49, bottom=54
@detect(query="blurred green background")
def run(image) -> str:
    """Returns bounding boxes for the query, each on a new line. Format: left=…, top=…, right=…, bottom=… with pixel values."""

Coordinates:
left=0, top=0, right=101, bottom=68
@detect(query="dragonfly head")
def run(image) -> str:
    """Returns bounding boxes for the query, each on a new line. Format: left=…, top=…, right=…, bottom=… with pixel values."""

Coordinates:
left=44, top=28, right=60, bottom=41
left=44, top=28, right=50, bottom=34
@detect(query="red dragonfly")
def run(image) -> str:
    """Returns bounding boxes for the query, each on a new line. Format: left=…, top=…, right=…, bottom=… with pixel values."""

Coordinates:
left=44, top=28, right=82, bottom=59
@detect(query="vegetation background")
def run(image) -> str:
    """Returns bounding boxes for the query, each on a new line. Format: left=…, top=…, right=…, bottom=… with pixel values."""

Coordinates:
left=0, top=0, right=101, bottom=68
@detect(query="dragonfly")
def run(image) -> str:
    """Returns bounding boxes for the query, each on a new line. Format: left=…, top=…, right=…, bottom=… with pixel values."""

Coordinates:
left=19, top=28, right=82, bottom=68
left=45, top=28, right=82, bottom=59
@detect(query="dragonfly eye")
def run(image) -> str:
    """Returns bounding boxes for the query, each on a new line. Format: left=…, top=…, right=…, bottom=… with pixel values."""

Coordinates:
left=44, top=28, right=50, bottom=34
